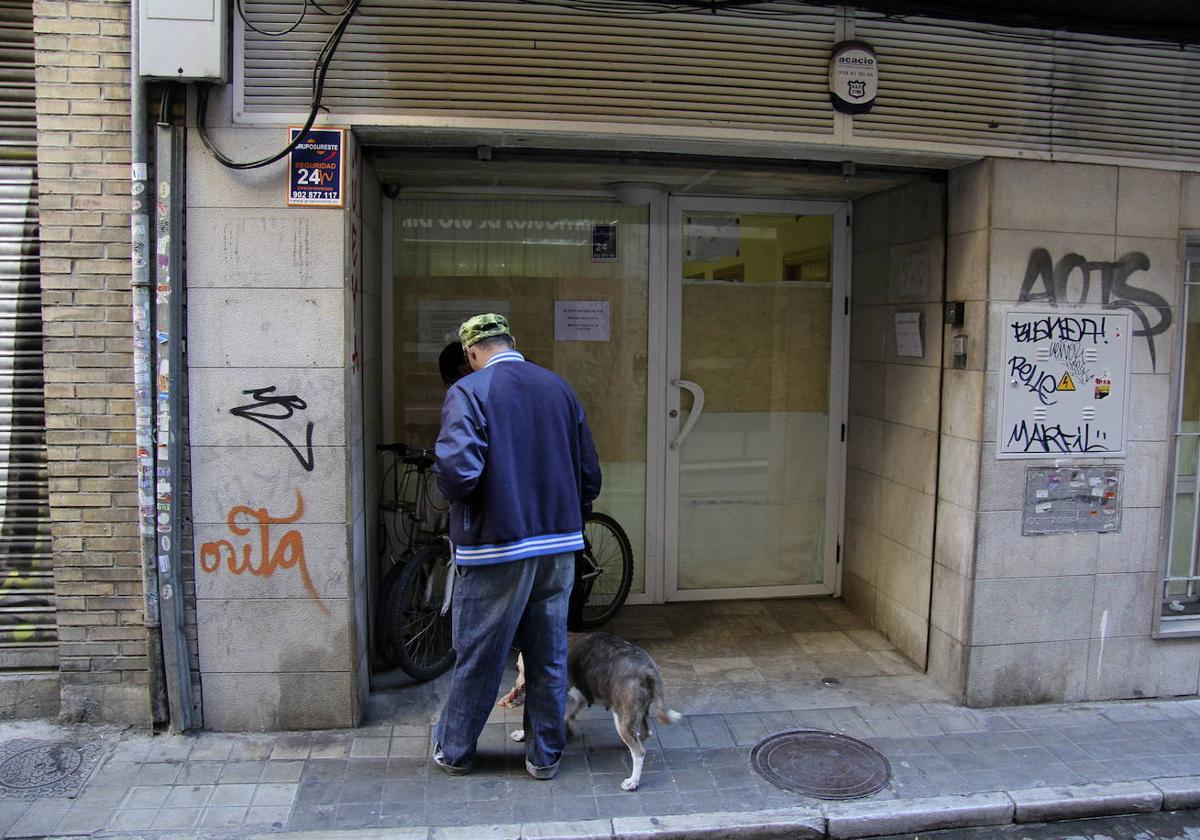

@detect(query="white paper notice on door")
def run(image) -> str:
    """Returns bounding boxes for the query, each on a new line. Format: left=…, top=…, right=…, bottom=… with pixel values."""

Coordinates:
left=555, top=300, right=610, bottom=342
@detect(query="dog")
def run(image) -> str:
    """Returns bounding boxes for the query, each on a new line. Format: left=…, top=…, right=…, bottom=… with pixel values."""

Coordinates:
left=499, top=631, right=682, bottom=791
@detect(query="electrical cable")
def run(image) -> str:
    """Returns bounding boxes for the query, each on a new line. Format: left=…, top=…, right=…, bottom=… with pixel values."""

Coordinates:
left=233, top=0, right=351, bottom=36
left=307, top=0, right=355, bottom=15
left=235, top=0, right=308, bottom=37
left=157, top=84, right=172, bottom=127
left=198, top=0, right=361, bottom=170
left=500, top=0, right=1196, bottom=50
left=505, top=0, right=828, bottom=19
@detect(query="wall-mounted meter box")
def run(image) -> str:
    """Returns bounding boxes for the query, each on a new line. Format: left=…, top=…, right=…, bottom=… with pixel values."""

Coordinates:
left=138, top=0, right=228, bottom=82
left=996, top=309, right=1132, bottom=459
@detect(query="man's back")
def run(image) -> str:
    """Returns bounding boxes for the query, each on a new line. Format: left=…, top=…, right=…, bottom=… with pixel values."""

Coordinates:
left=435, top=352, right=601, bottom=564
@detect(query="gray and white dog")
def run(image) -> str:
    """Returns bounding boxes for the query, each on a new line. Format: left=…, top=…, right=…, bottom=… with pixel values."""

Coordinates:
left=502, top=632, right=682, bottom=791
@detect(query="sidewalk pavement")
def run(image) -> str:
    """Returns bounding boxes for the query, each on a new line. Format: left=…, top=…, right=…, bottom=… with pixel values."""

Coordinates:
left=2, top=696, right=1200, bottom=838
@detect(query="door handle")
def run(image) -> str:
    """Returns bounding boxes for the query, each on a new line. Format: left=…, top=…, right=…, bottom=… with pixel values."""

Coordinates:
left=670, top=379, right=705, bottom=450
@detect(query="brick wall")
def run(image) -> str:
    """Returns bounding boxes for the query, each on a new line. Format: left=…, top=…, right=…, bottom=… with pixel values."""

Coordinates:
left=33, top=0, right=149, bottom=724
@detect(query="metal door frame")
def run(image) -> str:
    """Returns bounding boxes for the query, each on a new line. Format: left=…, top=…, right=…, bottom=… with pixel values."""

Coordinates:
left=657, top=195, right=849, bottom=603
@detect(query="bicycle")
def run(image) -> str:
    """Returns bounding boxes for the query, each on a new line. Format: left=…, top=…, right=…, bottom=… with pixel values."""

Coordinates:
left=375, top=442, right=635, bottom=681
left=375, top=443, right=455, bottom=680
left=576, top=511, right=634, bottom=630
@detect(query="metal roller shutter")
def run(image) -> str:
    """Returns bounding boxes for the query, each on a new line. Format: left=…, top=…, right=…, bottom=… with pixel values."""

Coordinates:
left=851, top=12, right=1200, bottom=162
left=0, top=0, right=54, bottom=671
left=240, top=0, right=839, bottom=134
left=239, top=1, right=1200, bottom=165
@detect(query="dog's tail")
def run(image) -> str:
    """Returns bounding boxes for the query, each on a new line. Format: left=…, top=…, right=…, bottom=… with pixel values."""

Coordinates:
left=646, top=670, right=682, bottom=725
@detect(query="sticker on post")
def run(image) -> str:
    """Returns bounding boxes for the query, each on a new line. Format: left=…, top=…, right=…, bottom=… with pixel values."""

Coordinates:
left=592, top=224, right=618, bottom=262
left=287, top=127, right=346, bottom=208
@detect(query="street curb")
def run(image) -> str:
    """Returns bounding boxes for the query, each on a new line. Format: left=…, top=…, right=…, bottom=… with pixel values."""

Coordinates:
left=1009, top=780, right=1163, bottom=823
left=611, top=808, right=824, bottom=838
left=523, top=819, right=616, bottom=839
left=824, top=793, right=1013, bottom=839
left=270, top=831, right=426, bottom=839
left=257, top=778, right=1200, bottom=839
left=1152, top=775, right=1200, bottom=810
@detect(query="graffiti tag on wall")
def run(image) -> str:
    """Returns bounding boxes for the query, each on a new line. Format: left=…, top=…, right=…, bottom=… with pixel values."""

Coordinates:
left=198, top=490, right=327, bottom=612
left=230, top=387, right=316, bottom=471
left=999, top=310, right=1132, bottom=459
left=1018, top=248, right=1171, bottom=370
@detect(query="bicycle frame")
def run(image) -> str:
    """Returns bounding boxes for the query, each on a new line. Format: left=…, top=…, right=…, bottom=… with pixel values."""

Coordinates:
left=375, top=441, right=631, bottom=676
left=378, top=444, right=446, bottom=561
left=578, top=550, right=600, bottom=582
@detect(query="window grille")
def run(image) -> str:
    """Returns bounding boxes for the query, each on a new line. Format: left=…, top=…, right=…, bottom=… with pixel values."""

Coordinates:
left=1163, top=248, right=1200, bottom=624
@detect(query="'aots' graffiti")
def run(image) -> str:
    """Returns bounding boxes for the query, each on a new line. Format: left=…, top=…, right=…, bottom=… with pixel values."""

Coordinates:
left=1018, top=248, right=1171, bottom=370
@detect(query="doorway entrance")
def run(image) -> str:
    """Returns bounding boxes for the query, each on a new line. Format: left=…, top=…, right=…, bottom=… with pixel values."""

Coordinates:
left=660, top=197, right=847, bottom=602
left=383, top=192, right=847, bottom=608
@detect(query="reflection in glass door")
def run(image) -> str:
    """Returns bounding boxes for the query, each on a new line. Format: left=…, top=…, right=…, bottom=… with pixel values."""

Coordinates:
left=665, top=199, right=847, bottom=599
left=390, top=196, right=652, bottom=601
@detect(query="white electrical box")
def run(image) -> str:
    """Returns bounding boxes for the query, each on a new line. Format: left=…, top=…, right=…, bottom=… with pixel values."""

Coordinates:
left=997, top=309, right=1133, bottom=459
left=138, top=0, right=228, bottom=82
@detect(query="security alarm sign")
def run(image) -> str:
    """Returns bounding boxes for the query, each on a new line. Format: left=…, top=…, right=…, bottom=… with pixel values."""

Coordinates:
left=829, top=40, right=878, bottom=114
left=997, top=309, right=1132, bottom=459
left=287, top=127, right=345, bottom=208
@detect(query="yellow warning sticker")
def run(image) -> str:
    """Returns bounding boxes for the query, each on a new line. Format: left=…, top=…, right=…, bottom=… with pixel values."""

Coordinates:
left=1056, top=371, right=1076, bottom=392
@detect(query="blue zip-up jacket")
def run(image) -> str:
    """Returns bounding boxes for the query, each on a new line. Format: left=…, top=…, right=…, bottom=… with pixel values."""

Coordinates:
left=435, top=350, right=602, bottom=566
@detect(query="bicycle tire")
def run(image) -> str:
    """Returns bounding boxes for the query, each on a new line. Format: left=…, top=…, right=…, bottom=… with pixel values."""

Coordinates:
left=379, top=541, right=456, bottom=680
left=578, top=512, right=634, bottom=630
left=374, top=556, right=406, bottom=668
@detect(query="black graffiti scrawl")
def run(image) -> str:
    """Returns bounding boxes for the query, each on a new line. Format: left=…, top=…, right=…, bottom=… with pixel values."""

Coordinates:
left=1018, top=249, right=1172, bottom=370
left=230, top=387, right=316, bottom=471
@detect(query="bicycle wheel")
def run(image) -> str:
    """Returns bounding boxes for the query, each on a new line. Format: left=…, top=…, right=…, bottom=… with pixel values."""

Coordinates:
left=375, top=556, right=405, bottom=668
left=380, top=541, right=456, bottom=680
left=578, top=512, right=633, bottom=630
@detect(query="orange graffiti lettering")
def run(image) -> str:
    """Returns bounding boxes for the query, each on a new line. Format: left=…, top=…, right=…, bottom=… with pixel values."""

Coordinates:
left=199, top=490, right=327, bottom=613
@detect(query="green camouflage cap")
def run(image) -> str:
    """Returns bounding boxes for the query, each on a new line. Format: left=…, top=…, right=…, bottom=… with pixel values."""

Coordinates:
left=458, top=313, right=511, bottom=348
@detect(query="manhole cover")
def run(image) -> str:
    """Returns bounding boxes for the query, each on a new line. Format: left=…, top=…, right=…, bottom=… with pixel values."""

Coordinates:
left=0, top=740, right=103, bottom=799
left=750, top=729, right=891, bottom=799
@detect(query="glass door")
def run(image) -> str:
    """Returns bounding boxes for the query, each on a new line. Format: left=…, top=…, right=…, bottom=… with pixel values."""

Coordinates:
left=664, top=197, right=847, bottom=600
left=389, top=195, right=653, bottom=603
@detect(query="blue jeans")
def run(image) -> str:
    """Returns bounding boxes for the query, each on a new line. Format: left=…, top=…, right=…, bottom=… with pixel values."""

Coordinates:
left=434, top=552, right=573, bottom=771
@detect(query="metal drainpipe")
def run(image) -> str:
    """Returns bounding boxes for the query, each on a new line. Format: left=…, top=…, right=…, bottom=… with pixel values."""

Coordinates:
left=153, top=111, right=196, bottom=733
left=130, top=0, right=169, bottom=726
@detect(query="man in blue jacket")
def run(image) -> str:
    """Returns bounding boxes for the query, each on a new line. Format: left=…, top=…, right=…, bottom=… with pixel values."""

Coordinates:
left=432, top=313, right=601, bottom=780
